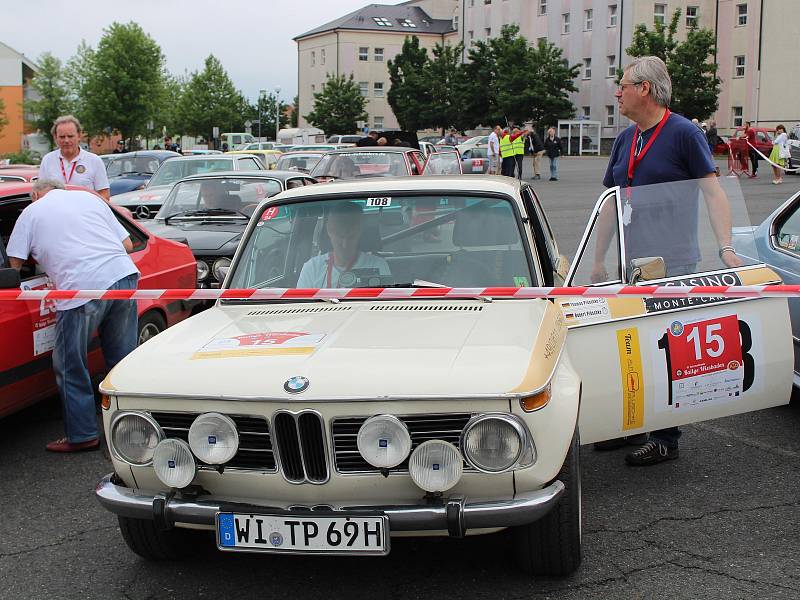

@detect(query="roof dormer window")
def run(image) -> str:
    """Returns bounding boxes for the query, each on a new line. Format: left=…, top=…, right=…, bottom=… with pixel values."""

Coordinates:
left=373, top=17, right=392, bottom=26
left=399, top=18, right=417, bottom=28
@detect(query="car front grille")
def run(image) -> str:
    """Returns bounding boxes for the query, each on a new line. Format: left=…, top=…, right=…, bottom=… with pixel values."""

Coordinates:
left=150, top=411, right=276, bottom=471
left=330, top=413, right=474, bottom=474
left=273, top=411, right=329, bottom=484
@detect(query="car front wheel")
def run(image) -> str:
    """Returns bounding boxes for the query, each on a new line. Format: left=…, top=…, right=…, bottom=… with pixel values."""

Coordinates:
left=512, top=428, right=582, bottom=576
left=137, top=311, right=166, bottom=346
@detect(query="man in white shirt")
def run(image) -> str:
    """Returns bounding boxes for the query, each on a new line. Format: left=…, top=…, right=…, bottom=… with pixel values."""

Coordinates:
left=297, top=202, right=390, bottom=287
left=7, top=180, right=139, bottom=452
left=487, top=125, right=501, bottom=175
left=38, top=115, right=110, bottom=200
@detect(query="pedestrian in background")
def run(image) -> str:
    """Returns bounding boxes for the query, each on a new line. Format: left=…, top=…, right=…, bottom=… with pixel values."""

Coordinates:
left=39, top=115, right=110, bottom=200
left=528, top=129, right=545, bottom=180
left=6, top=181, right=140, bottom=453
left=112, top=140, right=126, bottom=154
left=544, top=128, right=562, bottom=181
left=706, top=120, right=719, bottom=155
left=742, top=121, right=759, bottom=178
left=487, top=125, right=501, bottom=175
left=443, top=129, right=458, bottom=146
left=512, top=126, right=529, bottom=179
left=356, top=131, right=379, bottom=147
left=769, top=124, right=789, bottom=185
left=499, top=127, right=527, bottom=177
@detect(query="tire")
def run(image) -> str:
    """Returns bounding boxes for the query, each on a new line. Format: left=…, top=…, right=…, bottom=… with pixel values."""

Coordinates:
left=137, top=311, right=166, bottom=346
left=512, top=429, right=582, bottom=576
left=117, top=516, right=197, bottom=560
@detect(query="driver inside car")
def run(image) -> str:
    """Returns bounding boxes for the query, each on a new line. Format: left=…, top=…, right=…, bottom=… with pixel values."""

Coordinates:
left=200, top=181, right=238, bottom=211
left=296, top=201, right=390, bottom=288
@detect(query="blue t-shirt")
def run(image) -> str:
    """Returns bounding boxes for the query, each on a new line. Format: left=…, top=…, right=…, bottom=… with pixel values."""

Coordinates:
left=603, top=113, right=716, bottom=267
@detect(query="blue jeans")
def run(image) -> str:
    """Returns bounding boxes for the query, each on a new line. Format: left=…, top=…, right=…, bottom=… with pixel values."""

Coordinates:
left=52, top=273, right=139, bottom=443
left=549, top=156, right=558, bottom=179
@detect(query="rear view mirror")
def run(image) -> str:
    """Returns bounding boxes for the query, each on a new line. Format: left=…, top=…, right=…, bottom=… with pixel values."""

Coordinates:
left=629, top=257, right=666, bottom=284
left=0, top=268, right=21, bottom=289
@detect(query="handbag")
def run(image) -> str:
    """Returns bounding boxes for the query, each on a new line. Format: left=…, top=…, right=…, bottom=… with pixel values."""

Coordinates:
left=779, top=141, right=791, bottom=159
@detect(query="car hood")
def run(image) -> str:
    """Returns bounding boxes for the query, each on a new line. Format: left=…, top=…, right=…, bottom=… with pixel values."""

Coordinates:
left=109, top=176, right=149, bottom=196
left=111, top=185, right=171, bottom=207
left=104, top=299, right=565, bottom=400
left=143, top=220, right=245, bottom=251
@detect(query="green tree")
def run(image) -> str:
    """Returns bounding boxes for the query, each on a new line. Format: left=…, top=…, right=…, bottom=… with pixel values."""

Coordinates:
left=424, top=41, right=466, bottom=132
left=304, top=74, right=367, bottom=135
left=458, top=40, right=498, bottom=129
left=291, top=95, right=299, bottom=128
left=80, top=22, right=165, bottom=143
left=528, top=39, right=580, bottom=128
left=492, top=25, right=540, bottom=125
left=175, top=55, right=249, bottom=141
left=25, top=53, right=73, bottom=148
left=387, top=36, right=432, bottom=131
left=626, top=8, right=721, bottom=120
left=255, top=92, right=290, bottom=140
left=63, top=41, right=95, bottom=130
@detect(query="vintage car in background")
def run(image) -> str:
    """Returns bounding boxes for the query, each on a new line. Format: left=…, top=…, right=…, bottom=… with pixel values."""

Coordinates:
left=460, top=145, right=491, bottom=174
left=727, top=127, right=775, bottom=165
left=0, top=182, right=197, bottom=419
left=0, top=165, right=39, bottom=182
left=144, top=171, right=316, bottom=289
left=275, top=151, right=325, bottom=174
left=105, top=150, right=181, bottom=196
left=326, top=135, right=362, bottom=145
left=226, top=150, right=282, bottom=170
left=112, top=154, right=266, bottom=220
left=310, top=147, right=428, bottom=181
left=95, top=175, right=791, bottom=575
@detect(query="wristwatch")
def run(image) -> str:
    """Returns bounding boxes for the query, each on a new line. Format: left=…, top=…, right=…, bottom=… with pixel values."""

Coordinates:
left=718, top=245, right=737, bottom=259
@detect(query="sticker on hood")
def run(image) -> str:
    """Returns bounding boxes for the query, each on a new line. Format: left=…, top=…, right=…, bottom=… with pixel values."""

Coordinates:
left=192, top=331, right=325, bottom=359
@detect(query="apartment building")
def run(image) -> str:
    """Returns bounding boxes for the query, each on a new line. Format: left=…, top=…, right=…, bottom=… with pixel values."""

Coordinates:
left=294, top=1, right=459, bottom=131
left=0, top=41, right=38, bottom=155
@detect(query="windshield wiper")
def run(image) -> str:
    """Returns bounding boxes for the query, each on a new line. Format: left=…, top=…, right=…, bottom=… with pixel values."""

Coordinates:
left=119, top=171, right=154, bottom=176
left=164, top=208, right=249, bottom=223
left=383, top=279, right=448, bottom=288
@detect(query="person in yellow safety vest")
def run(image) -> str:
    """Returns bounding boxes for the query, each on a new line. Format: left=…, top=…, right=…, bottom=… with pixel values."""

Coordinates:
left=511, top=126, right=530, bottom=179
left=499, top=128, right=515, bottom=177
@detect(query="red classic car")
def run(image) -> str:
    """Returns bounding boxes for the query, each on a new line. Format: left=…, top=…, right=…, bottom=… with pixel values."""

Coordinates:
left=0, top=182, right=197, bottom=418
left=0, top=165, right=39, bottom=183
left=726, top=127, right=775, bottom=157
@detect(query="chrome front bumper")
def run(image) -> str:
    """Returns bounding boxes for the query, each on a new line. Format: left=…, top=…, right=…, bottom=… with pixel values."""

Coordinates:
left=96, top=474, right=564, bottom=536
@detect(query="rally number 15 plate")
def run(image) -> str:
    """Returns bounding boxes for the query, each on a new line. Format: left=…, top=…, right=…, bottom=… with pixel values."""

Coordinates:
left=216, top=512, right=390, bottom=555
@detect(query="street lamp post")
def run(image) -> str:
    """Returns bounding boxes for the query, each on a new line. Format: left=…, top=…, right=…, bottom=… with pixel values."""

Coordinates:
left=275, top=86, right=281, bottom=142
left=258, top=89, right=266, bottom=140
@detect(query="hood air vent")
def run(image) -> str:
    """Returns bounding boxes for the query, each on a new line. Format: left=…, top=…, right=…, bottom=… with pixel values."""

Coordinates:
left=370, top=305, right=483, bottom=312
left=246, top=306, right=352, bottom=316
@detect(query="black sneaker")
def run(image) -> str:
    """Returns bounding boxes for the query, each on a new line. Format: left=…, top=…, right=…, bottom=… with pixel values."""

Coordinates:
left=625, top=441, right=679, bottom=466
left=593, top=433, right=648, bottom=451
left=533, top=174, right=541, bottom=180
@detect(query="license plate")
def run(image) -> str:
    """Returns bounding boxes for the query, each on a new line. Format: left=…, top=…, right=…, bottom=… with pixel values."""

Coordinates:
left=216, top=512, right=390, bottom=555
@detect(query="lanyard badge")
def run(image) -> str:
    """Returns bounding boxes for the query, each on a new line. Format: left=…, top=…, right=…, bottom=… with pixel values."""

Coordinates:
left=624, top=108, right=671, bottom=225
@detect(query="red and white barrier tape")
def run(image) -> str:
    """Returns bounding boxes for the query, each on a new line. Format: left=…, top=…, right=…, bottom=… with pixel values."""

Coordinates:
left=746, top=141, right=800, bottom=173
left=3, top=286, right=800, bottom=301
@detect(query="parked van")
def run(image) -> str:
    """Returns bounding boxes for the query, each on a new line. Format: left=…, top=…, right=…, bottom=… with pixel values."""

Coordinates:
left=221, top=132, right=255, bottom=150
left=277, top=127, right=326, bottom=145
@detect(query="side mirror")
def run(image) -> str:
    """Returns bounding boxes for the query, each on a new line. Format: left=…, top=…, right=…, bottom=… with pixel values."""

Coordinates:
left=0, top=268, right=21, bottom=289
left=629, top=257, right=666, bottom=284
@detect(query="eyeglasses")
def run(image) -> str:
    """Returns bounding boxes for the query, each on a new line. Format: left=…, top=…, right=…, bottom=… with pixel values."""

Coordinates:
left=616, top=81, right=642, bottom=93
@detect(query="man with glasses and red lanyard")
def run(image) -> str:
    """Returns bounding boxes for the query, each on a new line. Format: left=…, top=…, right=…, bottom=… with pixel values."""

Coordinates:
left=297, top=201, right=390, bottom=288
left=38, top=115, right=110, bottom=201
left=591, top=56, right=743, bottom=466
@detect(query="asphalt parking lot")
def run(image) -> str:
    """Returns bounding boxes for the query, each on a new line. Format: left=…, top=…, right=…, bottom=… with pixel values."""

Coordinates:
left=1, top=157, right=798, bottom=600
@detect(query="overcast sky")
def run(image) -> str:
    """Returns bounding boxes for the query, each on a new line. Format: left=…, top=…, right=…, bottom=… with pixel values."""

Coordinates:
left=3, top=0, right=372, bottom=102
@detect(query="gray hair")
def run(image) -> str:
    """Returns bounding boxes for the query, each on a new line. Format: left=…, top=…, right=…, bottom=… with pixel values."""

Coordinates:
left=625, top=56, right=672, bottom=107
left=51, top=115, right=83, bottom=138
left=32, top=179, right=65, bottom=195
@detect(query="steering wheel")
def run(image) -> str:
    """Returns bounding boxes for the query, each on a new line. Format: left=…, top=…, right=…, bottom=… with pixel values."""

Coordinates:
left=445, top=252, right=497, bottom=286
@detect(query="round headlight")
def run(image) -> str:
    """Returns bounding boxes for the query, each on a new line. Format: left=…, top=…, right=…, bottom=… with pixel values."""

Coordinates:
left=153, top=439, right=196, bottom=489
left=188, top=412, right=239, bottom=465
left=461, top=415, right=524, bottom=473
left=212, top=258, right=231, bottom=282
left=408, top=440, right=463, bottom=492
left=196, top=260, right=210, bottom=281
left=357, top=415, right=412, bottom=469
left=110, top=412, right=162, bottom=465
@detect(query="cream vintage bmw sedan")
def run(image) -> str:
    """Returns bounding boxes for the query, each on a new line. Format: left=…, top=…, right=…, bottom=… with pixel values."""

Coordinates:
left=96, top=176, right=792, bottom=575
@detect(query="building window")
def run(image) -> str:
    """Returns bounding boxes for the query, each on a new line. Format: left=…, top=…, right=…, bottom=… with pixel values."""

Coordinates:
left=608, top=4, right=617, bottom=27
left=654, top=4, right=667, bottom=25
left=311, top=51, right=315, bottom=66
left=538, top=0, right=547, bottom=15
left=584, top=9, right=593, bottom=30
left=736, top=3, right=747, bottom=26
left=582, top=106, right=591, bottom=118
left=607, top=55, right=616, bottom=77
left=732, top=106, right=743, bottom=127
left=583, top=58, right=592, bottom=79
left=468, top=30, right=474, bottom=45
left=311, top=84, right=316, bottom=93
left=485, top=27, right=492, bottom=38
left=373, top=116, right=384, bottom=129
left=469, top=0, right=474, bottom=6
left=359, top=81, right=369, bottom=97
left=484, top=0, right=492, bottom=4
left=374, top=48, right=384, bottom=62
left=686, top=6, right=698, bottom=27
left=453, top=15, right=459, bottom=30
left=399, top=18, right=417, bottom=28
left=373, top=82, right=384, bottom=98
left=320, top=49, right=326, bottom=65
left=734, top=55, right=746, bottom=78
left=562, top=13, right=570, bottom=34
left=373, top=17, right=392, bottom=27
left=606, top=105, right=615, bottom=126
left=359, top=47, right=369, bottom=61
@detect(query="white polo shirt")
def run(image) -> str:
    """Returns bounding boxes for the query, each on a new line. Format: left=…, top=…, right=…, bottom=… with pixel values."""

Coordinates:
left=7, top=189, right=138, bottom=310
left=39, top=148, right=110, bottom=192
left=297, top=252, right=391, bottom=288
left=488, top=132, right=500, bottom=157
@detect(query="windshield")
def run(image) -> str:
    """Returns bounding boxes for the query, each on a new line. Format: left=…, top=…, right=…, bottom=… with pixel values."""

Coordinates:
left=423, top=151, right=462, bottom=175
left=276, top=154, right=323, bottom=172
left=310, top=151, right=409, bottom=179
left=106, top=156, right=161, bottom=177
left=156, top=177, right=282, bottom=220
left=228, top=194, right=534, bottom=290
left=148, top=158, right=235, bottom=187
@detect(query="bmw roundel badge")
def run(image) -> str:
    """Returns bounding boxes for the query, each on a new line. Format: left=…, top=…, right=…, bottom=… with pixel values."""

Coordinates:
left=284, top=376, right=310, bottom=394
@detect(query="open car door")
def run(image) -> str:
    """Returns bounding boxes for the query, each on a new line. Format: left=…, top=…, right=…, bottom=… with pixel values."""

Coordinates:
left=422, top=150, right=463, bottom=175
left=562, top=178, right=792, bottom=445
